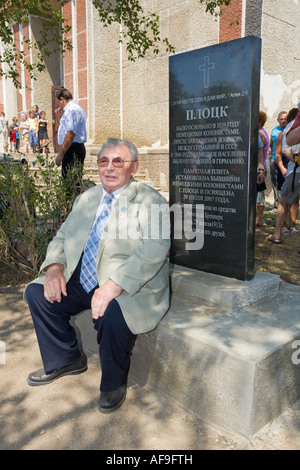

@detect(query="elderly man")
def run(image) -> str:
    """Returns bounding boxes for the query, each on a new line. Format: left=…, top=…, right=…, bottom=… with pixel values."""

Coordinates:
left=55, top=88, right=87, bottom=180
left=25, top=138, right=170, bottom=413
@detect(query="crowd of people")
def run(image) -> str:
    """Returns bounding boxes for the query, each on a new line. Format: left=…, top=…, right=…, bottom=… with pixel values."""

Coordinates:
left=0, top=105, right=51, bottom=155
left=258, top=105, right=300, bottom=253
left=0, top=90, right=87, bottom=187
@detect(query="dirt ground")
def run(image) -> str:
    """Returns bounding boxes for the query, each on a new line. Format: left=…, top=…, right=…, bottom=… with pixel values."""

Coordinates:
left=1, top=199, right=300, bottom=451
left=254, top=203, right=300, bottom=286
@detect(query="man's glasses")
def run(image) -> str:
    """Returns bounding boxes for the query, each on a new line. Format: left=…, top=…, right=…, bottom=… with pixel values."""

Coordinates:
left=97, top=157, right=133, bottom=168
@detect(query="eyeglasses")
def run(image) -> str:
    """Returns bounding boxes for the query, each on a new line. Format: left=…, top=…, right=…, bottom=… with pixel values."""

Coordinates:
left=97, top=157, right=133, bottom=168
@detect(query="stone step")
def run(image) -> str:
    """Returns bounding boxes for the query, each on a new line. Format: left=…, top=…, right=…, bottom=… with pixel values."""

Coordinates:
left=71, top=268, right=300, bottom=440
left=24, top=158, right=160, bottom=190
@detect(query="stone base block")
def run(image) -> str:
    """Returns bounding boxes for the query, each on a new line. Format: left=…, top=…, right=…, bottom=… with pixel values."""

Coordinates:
left=171, top=265, right=280, bottom=310
left=72, top=269, right=300, bottom=439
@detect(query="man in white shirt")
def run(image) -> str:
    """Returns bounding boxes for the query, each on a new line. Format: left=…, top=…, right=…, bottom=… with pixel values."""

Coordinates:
left=56, top=88, right=87, bottom=181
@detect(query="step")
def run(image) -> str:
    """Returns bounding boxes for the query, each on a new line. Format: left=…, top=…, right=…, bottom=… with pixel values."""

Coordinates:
left=71, top=268, right=300, bottom=439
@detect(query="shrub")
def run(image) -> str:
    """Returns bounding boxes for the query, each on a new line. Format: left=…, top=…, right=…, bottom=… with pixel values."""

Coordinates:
left=0, top=153, right=90, bottom=278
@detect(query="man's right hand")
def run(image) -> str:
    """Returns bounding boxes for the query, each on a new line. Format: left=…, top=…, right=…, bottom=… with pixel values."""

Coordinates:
left=44, top=263, right=67, bottom=303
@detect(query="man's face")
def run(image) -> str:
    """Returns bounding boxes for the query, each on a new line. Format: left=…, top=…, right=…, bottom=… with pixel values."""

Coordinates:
left=20, top=113, right=26, bottom=121
left=58, top=97, right=67, bottom=109
left=278, top=113, right=287, bottom=128
left=97, top=144, right=139, bottom=194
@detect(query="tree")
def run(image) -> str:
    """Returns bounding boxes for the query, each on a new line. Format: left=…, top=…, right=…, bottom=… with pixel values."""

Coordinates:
left=0, top=0, right=232, bottom=88
left=199, top=0, right=232, bottom=16
left=0, top=0, right=72, bottom=88
left=92, top=1, right=232, bottom=61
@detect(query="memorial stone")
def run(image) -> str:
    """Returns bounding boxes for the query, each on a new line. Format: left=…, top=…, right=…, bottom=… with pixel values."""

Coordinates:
left=169, top=36, right=261, bottom=281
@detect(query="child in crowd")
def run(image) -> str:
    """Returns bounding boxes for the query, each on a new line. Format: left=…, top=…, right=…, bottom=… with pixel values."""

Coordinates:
left=28, top=110, right=38, bottom=152
left=9, top=124, right=16, bottom=152
left=33, top=105, right=40, bottom=120
left=19, top=112, right=30, bottom=153
left=12, top=117, right=19, bottom=151
left=38, top=111, right=50, bottom=153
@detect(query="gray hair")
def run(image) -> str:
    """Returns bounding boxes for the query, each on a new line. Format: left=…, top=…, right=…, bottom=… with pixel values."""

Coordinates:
left=97, top=138, right=138, bottom=162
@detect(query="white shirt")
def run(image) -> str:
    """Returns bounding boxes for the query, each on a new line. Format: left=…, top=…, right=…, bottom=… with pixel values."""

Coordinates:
left=93, top=184, right=127, bottom=225
left=20, top=119, right=30, bottom=135
left=58, top=100, right=87, bottom=145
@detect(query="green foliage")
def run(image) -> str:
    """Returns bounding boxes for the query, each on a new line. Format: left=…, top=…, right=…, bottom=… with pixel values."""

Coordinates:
left=199, top=0, right=232, bottom=16
left=0, top=153, right=88, bottom=277
left=92, top=0, right=175, bottom=60
left=0, top=0, right=72, bottom=88
left=84, top=1, right=232, bottom=61
left=1, top=0, right=233, bottom=87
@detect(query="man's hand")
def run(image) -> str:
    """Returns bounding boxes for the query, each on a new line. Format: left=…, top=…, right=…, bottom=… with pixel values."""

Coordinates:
left=55, top=130, right=75, bottom=166
left=91, top=280, right=123, bottom=320
left=44, top=263, right=67, bottom=303
left=55, top=151, right=64, bottom=167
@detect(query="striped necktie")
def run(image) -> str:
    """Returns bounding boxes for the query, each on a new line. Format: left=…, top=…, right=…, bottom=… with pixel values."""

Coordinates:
left=80, top=193, right=114, bottom=293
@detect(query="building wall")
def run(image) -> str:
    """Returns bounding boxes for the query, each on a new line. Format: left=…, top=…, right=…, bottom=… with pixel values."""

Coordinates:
left=86, top=0, right=221, bottom=147
left=259, top=0, right=300, bottom=135
left=85, top=0, right=300, bottom=146
left=1, top=17, right=61, bottom=129
left=86, top=6, right=120, bottom=144
left=1, top=0, right=299, bottom=149
left=219, top=0, right=244, bottom=43
left=30, top=16, right=61, bottom=126
left=118, top=0, right=220, bottom=147
left=63, top=0, right=88, bottom=116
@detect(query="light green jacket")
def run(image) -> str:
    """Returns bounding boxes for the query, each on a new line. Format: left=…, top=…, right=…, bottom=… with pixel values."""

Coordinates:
left=24, top=178, right=170, bottom=334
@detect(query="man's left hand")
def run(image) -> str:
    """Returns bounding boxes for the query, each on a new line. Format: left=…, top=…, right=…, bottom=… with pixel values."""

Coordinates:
left=55, top=151, right=63, bottom=166
left=91, top=280, right=123, bottom=320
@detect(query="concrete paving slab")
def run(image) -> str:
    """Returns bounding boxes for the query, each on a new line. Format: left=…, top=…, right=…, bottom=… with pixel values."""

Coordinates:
left=73, top=270, right=300, bottom=439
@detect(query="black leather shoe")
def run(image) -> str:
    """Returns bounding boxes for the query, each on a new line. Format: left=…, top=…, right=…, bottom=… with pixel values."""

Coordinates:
left=27, top=352, right=87, bottom=386
left=98, top=384, right=127, bottom=413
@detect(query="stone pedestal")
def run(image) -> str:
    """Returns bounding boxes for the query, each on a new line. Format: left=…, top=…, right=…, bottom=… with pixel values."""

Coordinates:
left=72, top=267, right=300, bottom=439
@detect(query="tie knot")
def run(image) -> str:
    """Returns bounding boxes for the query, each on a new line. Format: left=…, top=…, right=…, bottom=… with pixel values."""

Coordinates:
left=104, top=193, right=114, bottom=205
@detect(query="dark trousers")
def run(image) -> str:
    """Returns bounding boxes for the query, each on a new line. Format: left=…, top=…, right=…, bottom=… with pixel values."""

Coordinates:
left=270, top=158, right=280, bottom=208
left=62, top=142, right=86, bottom=180
left=26, top=259, right=136, bottom=392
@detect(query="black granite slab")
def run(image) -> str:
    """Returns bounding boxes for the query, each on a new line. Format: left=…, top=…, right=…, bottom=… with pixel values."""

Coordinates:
left=169, top=36, right=261, bottom=280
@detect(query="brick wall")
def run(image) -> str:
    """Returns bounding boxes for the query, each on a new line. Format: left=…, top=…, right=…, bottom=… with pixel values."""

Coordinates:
left=219, top=0, right=243, bottom=43
left=63, top=0, right=88, bottom=117
left=12, top=22, right=33, bottom=114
